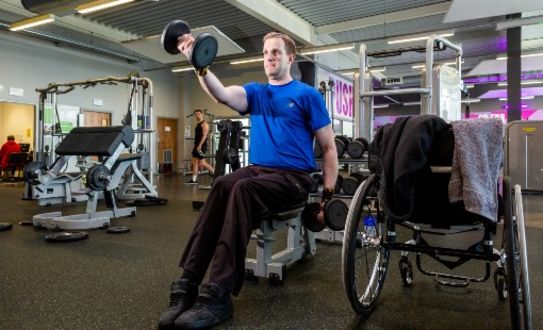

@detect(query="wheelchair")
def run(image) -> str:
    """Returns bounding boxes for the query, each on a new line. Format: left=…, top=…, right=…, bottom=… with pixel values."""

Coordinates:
left=341, top=118, right=532, bottom=329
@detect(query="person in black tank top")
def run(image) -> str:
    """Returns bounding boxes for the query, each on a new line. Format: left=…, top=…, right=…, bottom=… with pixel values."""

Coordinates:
left=187, top=109, right=214, bottom=184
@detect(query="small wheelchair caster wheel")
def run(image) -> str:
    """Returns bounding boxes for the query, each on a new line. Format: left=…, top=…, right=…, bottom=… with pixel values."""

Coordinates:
left=399, top=257, right=413, bottom=287
left=494, top=268, right=508, bottom=300
left=245, top=269, right=258, bottom=282
left=268, top=273, right=283, bottom=286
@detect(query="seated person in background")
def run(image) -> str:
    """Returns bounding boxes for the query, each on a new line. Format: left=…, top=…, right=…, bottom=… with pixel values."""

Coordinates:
left=187, top=109, right=215, bottom=184
left=0, top=135, right=20, bottom=176
left=158, top=32, right=338, bottom=329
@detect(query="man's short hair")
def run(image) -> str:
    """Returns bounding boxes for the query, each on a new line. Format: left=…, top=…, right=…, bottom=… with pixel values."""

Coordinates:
left=263, top=32, right=296, bottom=56
left=7, top=135, right=15, bottom=141
left=193, top=109, right=203, bottom=114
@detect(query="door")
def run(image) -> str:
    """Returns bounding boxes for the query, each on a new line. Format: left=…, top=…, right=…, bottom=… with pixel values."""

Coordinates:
left=507, top=121, right=543, bottom=191
left=157, top=117, right=178, bottom=174
left=82, top=110, right=111, bottom=127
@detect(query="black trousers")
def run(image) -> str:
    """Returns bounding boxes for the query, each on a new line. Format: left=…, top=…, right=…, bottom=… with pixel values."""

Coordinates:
left=179, top=165, right=313, bottom=295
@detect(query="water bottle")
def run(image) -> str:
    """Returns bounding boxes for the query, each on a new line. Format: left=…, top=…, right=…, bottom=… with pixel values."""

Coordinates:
left=364, top=215, right=377, bottom=239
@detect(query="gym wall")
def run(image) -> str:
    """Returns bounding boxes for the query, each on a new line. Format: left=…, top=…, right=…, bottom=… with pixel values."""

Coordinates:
left=0, top=29, right=183, bottom=163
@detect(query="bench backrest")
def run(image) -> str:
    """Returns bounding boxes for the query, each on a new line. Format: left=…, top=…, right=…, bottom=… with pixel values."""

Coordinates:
left=55, top=126, right=134, bottom=156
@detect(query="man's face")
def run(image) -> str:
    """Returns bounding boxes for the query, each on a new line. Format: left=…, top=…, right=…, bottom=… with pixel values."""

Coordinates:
left=263, top=37, right=294, bottom=80
left=194, top=111, right=203, bottom=121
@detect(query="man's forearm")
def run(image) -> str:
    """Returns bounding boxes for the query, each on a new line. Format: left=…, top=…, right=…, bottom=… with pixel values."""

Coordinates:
left=321, top=149, right=338, bottom=190
left=197, top=70, right=227, bottom=104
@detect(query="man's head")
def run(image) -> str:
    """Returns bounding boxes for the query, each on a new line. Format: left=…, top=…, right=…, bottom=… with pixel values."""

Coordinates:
left=7, top=135, right=15, bottom=141
left=193, top=109, right=203, bottom=121
left=262, top=32, right=296, bottom=81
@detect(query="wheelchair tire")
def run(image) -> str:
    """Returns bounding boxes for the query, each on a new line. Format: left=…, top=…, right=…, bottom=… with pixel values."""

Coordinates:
left=342, top=174, right=390, bottom=315
left=503, top=178, right=528, bottom=329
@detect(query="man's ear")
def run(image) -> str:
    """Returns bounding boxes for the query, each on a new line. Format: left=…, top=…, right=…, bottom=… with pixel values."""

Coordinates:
left=288, top=54, right=296, bottom=64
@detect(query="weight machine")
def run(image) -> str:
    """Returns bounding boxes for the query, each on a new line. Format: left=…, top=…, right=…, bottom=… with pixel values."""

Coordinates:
left=25, top=73, right=161, bottom=205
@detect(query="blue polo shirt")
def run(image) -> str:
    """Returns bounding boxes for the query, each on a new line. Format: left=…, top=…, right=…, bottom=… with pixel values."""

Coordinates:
left=243, top=80, right=331, bottom=171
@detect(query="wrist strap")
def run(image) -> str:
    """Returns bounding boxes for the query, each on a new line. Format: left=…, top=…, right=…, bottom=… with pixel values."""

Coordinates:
left=321, top=187, right=334, bottom=204
left=196, top=67, right=208, bottom=77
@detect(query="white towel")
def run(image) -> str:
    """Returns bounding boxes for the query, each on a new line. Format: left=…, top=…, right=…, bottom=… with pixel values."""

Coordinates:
left=448, top=118, right=503, bottom=222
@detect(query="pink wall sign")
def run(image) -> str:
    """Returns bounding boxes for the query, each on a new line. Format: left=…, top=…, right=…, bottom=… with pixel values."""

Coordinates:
left=329, top=76, right=354, bottom=121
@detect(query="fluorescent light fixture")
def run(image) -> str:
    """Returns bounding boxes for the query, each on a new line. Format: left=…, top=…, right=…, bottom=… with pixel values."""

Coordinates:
left=498, top=80, right=543, bottom=86
left=403, top=101, right=421, bottom=106
left=230, top=56, right=264, bottom=65
left=299, top=43, right=355, bottom=55
left=9, top=14, right=55, bottom=31
left=499, top=96, right=535, bottom=101
left=171, top=66, right=194, bottom=73
left=373, top=104, right=389, bottom=109
left=461, top=98, right=480, bottom=103
left=496, top=52, right=543, bottom=60
left=369, top=67, right=386, bottom=73
left=412, top=60, right=463, bottom=69
left=76, top=0, right=135, bottom=14
left=465, top=84, right=475, bottom=89
left=388, top=32, right=454, bottom=45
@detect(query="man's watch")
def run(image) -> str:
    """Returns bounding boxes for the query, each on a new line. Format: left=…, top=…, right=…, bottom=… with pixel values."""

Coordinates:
left=196, top=67, right=208, bottom=77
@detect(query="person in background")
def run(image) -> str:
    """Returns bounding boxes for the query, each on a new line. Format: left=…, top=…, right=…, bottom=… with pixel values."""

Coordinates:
left=187, top=109, right=215, bottom=184
left=159, top=31, right=338, bottom=329
left=0, top=135, right=20, bottom=176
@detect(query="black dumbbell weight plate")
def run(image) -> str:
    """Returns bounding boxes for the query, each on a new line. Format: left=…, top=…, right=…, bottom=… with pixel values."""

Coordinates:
left=324, top=199, right=348, bottom=231
left=161, top=20, right=191, bottom=55
left=192, top=33, right=218, bottom=70
left=302, top=203, right=326, bottom=232
left=0, top=222, right=13, bottom=231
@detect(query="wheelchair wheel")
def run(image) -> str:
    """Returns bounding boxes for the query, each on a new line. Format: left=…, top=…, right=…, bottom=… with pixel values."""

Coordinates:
left=342, top=174, right=390, bottom=315
left=399, top=257, right=413, bottom=287
left=503, top=177, right=532, bottom=329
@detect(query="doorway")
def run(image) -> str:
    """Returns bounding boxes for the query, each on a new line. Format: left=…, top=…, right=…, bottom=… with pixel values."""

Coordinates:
left=0, top=101, right=35, bottom=151
left=82, top=110, right=112, bottom=127
left=157, top=117, right=178, bottom=174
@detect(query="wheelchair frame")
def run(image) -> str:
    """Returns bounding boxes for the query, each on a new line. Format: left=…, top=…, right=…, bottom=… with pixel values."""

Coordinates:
left=341, top=174, right=532, bottom=329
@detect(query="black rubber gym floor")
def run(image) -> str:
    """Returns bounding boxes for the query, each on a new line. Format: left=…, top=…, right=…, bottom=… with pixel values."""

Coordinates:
left=0, top=177, right=541, bottom=329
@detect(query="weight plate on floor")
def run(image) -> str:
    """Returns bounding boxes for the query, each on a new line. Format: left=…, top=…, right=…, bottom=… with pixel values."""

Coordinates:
left=106, top=226, right=130, bottom=234
left=45, top=231, right=89, bottom=242
left=0, top=222, right=13, bottom=231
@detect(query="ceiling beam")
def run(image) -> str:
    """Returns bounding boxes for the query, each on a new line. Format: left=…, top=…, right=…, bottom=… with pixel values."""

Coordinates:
left=315, top=2, right=451, bottom=35
left=225, top=0, right=315, bottom=45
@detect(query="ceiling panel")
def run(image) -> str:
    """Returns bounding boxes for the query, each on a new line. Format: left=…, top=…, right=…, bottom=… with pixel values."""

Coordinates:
left=277, top=0, right=448, bottom=27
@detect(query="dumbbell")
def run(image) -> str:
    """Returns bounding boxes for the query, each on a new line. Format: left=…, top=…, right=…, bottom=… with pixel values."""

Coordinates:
left=301, top=198, right=349, bottom=232
left=346, top=137, right=369, bottom=159
left=335, top=136, right=351, bottom=158
left=309, top=172, right=322, bottom=193
left=161, top=20, right=218, bottom=70
left=341, top=172, right=368, bottom=195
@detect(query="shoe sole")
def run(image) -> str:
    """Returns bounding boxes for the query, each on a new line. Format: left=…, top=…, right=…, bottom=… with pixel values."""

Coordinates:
left=175, top=309, right=233, bottom=329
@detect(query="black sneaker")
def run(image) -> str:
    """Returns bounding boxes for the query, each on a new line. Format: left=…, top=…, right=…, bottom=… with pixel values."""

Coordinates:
left=186, top=179, right=198, bottom=184
left=174, top=283, right=233, bottom=329
left=157, top=279, right=198, bottom=329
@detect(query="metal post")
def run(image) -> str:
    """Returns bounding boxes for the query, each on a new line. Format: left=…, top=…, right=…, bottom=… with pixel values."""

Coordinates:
left=507, top=14, right=522, bottom=122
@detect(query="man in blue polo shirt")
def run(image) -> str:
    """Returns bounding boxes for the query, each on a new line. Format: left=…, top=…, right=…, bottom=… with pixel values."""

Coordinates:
left=159, top=32, right=338, bottom=329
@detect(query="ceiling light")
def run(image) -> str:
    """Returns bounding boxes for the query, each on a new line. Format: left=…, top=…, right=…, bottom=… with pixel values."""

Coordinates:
left=403, top=101, right=421, bottom=106
left=499, top=96, right=535, bottom=101
left=76, top=0, right=135, bottom=14
left=171, top=66, right=194, bottom=73
left=388, top=32, right=454, bottom=45
left=412, top=60, right=463, bottom=69
left=498, top=80, right=543, bottom=86
left=461, top=98, right=480, bottom=103
left=299, top=43, right=355, bottom=55
left=9, top=14, right=55, bottom=31
left=369, top=67, right=385, bottom=73
left=465, top=84, right=475, bottom=89
left=373, top=104, right=389, bottom=109
left=496, top=52, right=543, bottom=60
left=230, top=56, right=264, bottom=65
